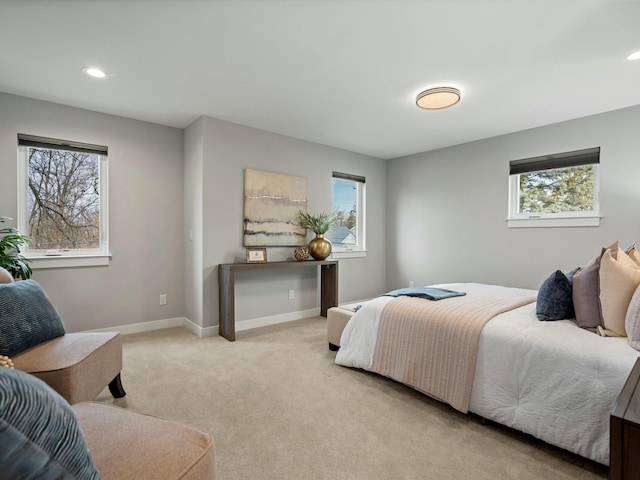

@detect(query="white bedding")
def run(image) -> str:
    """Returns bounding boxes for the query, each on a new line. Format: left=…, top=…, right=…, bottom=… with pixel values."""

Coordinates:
left=335, top=286, right=640, bottom=465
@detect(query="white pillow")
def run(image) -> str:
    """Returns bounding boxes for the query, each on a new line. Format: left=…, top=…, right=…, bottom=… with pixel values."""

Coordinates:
left=626, top=285, right=640, bottom=350
left=599, top=247, right=640, bottom=336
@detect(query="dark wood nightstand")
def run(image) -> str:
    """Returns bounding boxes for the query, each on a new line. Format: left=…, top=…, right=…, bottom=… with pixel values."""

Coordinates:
left=611, top=357, right=640, bottom=479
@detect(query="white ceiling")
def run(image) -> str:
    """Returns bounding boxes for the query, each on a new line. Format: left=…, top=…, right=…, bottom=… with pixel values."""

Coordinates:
left=1, top=0, right=639, bottom=159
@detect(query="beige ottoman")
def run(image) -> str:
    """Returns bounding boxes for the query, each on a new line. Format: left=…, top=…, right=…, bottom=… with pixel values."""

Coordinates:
left=13, top=332, right=125, bottom=404
left=74, top=402, right=217, bottom=479
left=327, top=301, right=367, bottom=351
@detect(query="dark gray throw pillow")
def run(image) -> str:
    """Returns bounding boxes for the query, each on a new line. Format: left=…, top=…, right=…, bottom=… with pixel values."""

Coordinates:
left=0, top=280, right=65, bottom=357
left=0, top=368, right=99, bottom=479
left=536, top=268, right=580, bottom=321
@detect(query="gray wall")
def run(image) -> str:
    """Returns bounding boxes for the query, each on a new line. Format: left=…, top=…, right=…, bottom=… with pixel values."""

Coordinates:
left=0, top=93, right=185, bottom=332
left=193, top=116, right=388, bottom=329
left=183, top=118, right=204, bottom=328
left=386, top=105, right=640, bottom=291
left=5, top=89, right=637, bottom=333
left=0, top=93, right=386, bottom=334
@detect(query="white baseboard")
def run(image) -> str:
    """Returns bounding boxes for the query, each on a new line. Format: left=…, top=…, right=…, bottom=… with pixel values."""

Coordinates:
left=183, top=317, right=219, bottom=338
left=85, top=308, right=319, bottom=338
left=87, top=317, right=185, bottom=335
left=235, top=308, right=320, bottom=332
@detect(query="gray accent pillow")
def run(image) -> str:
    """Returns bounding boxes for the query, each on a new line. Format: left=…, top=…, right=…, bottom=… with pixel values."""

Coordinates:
left=536, top=268, right=580, bottom=321
left=0, top=280, right=65, bottom=357
left=0, top=368, right=99, bottom=479
left=573, top=250, right=605, bottom=332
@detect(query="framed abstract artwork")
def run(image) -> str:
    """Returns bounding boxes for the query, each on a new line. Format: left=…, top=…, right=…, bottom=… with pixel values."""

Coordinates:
left=243, top=169, right=307, bottom=246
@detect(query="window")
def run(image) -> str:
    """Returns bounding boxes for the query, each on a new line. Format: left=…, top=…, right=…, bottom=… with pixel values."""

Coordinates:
left=17, top=134, right=109, bottom=267
left=330, top=172, right=366, bottom=258
left=507, top=147, right=600, bottom=228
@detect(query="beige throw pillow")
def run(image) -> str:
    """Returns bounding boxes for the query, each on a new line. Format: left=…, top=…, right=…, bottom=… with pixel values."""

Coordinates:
left=626, top=285, right=640, bottom=350
left=599, top=247, right=640, bottom=336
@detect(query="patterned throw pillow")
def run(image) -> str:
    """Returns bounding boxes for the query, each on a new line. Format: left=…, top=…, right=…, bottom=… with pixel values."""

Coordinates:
left=536, top=268, right=580, bottom=321
left=0, top=280, right=65, bottom=357
left=0, top=368, right=99, bottom=479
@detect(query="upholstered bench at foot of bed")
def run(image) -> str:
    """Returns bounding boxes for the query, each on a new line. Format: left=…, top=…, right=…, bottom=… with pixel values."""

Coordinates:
left=73, top=402, right=217, bottom=479
left=327, top=302, right=368, bottom=351
left=13, top=331, right=125, bottom=405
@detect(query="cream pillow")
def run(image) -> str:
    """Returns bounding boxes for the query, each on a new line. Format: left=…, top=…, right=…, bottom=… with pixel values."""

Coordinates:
left=599, top=248, right=640, bottom=336
left=626, top=285, right=640, bottom=350
left=628, top=246, right=640, bottom=267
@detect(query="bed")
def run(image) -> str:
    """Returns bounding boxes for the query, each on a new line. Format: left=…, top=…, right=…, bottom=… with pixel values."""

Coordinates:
left=334, top=283, right=640, bottom=466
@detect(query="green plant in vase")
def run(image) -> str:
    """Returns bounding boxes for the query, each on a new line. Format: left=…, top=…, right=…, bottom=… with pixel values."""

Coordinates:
left=296, top=210, right=336, bottom=260
left=0, top=216, right=32, bottom=280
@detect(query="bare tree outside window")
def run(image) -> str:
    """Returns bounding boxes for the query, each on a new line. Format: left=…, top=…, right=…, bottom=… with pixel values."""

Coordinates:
left=27, top=147, right=100, bottom=250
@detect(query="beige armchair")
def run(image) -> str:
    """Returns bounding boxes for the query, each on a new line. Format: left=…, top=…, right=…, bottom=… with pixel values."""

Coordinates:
left=1, top=366, right=217, bottom=480
left=1, top=269, right=216, bottom=478
left=75, top=402, right=217, bottom=479
left=13, top=331, right=126, bottom=404
left=0, top=267, right=126, bottom=404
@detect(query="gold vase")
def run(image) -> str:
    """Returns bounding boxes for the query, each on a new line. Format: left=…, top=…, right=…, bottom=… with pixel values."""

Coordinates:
left=308, top=234, right=331, bottom=260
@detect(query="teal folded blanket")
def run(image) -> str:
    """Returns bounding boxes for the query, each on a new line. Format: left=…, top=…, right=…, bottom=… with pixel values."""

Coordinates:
left=382, top=287, right=466, bottom=301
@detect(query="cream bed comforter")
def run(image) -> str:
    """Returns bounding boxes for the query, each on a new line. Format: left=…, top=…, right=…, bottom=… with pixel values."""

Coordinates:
left=335, top=283, right=640, bottom=465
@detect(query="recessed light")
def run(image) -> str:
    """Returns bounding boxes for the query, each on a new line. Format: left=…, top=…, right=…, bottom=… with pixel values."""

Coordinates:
left=82, top=67, right=107, bottom=78
left=627, top=51, right=640, bottom=61
left=416, top=87, right=461, bottom=110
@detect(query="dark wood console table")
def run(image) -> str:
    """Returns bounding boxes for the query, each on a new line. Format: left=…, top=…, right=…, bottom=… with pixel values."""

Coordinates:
left=218, top=260, right=338, bottom=341
left=611, top=357, right=640, bottom=479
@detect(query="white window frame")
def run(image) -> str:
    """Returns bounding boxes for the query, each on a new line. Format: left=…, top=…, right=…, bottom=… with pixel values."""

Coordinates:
left=507, top=147, right=601, bottom=228
left=17, top=134, right=110, bottom=269
left=330, top=172, right=366, bottom=259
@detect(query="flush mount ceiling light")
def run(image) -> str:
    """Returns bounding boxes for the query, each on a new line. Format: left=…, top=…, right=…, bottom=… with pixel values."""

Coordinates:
left=82, top=67, right=107, bottom=78
left=416, top=86, right=461, bottom=110
left=627, top=51, right=640, bottom=61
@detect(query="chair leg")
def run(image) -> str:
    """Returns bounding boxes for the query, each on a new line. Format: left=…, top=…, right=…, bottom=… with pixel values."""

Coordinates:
left=108, top=373, right=127, bottom=398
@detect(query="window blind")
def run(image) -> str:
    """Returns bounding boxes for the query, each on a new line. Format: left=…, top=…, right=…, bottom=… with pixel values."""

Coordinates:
left=18, top=133, right=108, bottom=156
left=509, top=147, right=599, bottom=175
left=332, top=171, right=365, bottom=183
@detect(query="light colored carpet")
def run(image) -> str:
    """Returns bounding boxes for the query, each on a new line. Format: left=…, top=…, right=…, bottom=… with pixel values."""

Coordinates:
left=97, top=317, right=608, bottom=480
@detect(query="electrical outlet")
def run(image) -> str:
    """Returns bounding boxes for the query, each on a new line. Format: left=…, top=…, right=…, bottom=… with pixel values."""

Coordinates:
left=288, top=289, right=295, bottom=300
left=159, top=294, right=167, bottom=306
left=409, top=281, right=414, bottom=288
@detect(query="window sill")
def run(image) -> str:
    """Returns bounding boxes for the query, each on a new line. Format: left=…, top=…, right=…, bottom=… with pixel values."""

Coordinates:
left=331, top=250, right=367, bottom=259
left=507, top=216, right=600, bottom=228
left=29, top=253, right=112, bottom=269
